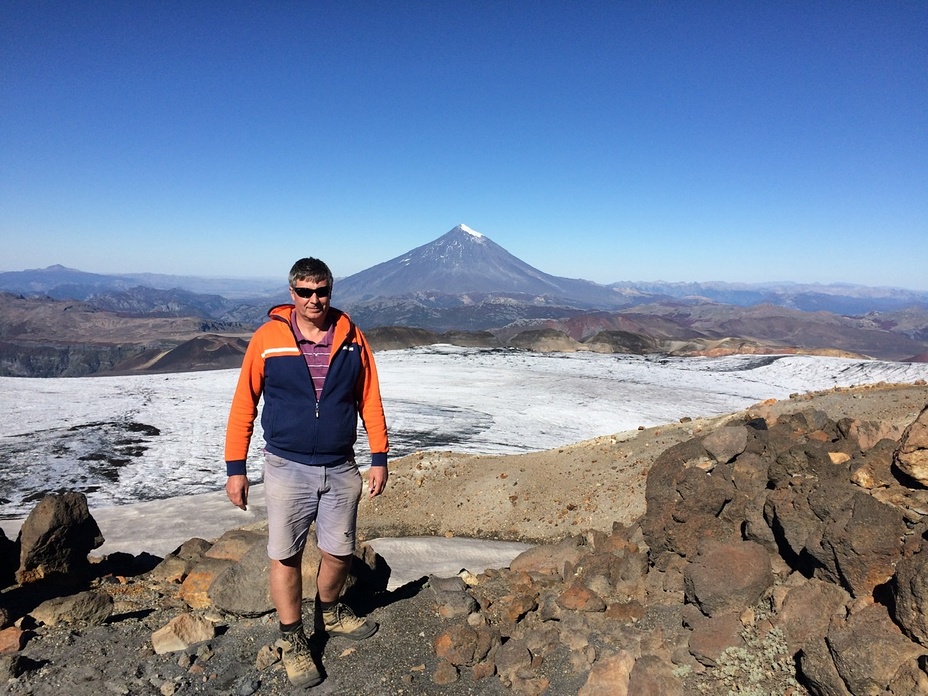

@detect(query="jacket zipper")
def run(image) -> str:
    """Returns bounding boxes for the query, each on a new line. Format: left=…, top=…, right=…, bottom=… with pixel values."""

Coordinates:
left=282, top=308, right=354, bottom=450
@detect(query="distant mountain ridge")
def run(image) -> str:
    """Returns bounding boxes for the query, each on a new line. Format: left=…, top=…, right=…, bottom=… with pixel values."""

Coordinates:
left=0, top=264, right=281, bottom=300
left=609, top=279, right=928, bottom=315
left=4, top=226, right=926, bottom=316
left=2, top=224, right=928, bottom=375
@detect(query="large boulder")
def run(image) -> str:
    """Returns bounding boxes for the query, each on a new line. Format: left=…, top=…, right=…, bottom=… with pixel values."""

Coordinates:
left=762, top=442, right=897, bottom=595
left=683, top=541, right=773, bottom=618
left=893, top=544, right=928, bottom=646
left=626, top=654, right=684, bottom=695
left=16, top=492, right=104, bottom=583
left=774, top=577, right=849, bottom=655
left=642, top=438, right=739, bottom=558
left=30, top=589, right=113, bottom=626
left=700, top=425, right=748, bottom=465
left=798, top=638, right=853, bottom=696
left=838, top=417, right=903, bottom=452
left=817, top=491, right=905, bottom=597
left=208, top=529, right=387, bottom=617
left=827, top=603, right=926, bottom=695
left=510, top=535, right=587, bottom=578
left=894, top=405, right=928, bottom=485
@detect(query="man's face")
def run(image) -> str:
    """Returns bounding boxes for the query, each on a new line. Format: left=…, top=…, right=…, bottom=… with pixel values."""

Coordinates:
left=290, top=278, right=331, bottom=326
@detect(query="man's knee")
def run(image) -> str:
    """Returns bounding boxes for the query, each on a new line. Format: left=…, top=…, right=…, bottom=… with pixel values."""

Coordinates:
left=273, top=550, right=304, bottom=570
left=319, top=550, right=352, bottom=568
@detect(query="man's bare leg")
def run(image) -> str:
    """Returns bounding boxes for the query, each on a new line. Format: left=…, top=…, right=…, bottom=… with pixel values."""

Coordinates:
left=316, top=550, right=352, bottom=603
left=270, top=552, right=303, bottom=624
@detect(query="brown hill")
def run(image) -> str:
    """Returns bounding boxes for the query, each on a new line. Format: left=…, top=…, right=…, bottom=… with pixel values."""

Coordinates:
left=364, top=326, right=442, bottom=351
left=0, top=293, right=241, bottom=343
left=106, top=335, right=250, bottom=374
left=502, top=303, right=928, bottom=361
left=629, top=303, right=928, bottom=360
left=582, top=329, right=662, bottom=354
left=0, top=293, right=251, bottom=377
left=365, top=327, right=500, bottom=352
left=506, top=328, right=582, bottom=352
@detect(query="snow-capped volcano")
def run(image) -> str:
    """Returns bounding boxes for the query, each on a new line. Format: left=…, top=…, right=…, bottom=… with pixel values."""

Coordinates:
left=334, top=224, right=621, bottom=307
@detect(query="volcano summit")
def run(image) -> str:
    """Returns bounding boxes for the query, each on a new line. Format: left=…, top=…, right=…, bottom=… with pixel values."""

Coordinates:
left=333, top=224, right=625, bottom=308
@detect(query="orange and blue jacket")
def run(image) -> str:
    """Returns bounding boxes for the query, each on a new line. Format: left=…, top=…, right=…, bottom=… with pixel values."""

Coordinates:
left=224, top=304, right=389, bottom=476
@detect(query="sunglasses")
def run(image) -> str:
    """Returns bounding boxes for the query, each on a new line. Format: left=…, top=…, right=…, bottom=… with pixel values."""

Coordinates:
left=291, top=285, right=331, bottom=299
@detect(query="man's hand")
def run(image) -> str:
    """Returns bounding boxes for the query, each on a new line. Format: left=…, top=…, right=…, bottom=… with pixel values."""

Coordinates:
left=226, top=474, right=250, bottom=510
left=368, top=466, right=388, bottom=499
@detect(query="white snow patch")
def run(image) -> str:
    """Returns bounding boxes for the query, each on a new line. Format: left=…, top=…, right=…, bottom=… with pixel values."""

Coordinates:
left=459, top=224, right=484, bottom=239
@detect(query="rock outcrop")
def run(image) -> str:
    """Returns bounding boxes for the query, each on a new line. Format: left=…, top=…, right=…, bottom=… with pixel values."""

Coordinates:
left=425, top=406, right=928, bottom=694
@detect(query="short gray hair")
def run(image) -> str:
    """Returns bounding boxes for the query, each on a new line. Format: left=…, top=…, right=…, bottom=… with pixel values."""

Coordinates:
left=288, top=257, right=333, bottom=288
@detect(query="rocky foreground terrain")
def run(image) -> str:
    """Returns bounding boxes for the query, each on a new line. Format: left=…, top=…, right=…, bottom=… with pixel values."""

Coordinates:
left=2, top=382, right=928, bottom=695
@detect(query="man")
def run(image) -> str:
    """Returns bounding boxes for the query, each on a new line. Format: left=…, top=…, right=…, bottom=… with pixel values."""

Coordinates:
left=224, top=257, right=389, bottom=688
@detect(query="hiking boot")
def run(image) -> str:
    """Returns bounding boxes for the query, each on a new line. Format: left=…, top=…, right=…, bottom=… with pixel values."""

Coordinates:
left=320, top=602, right=378, bottom=640
left=276, top=629, right=323, bottom=688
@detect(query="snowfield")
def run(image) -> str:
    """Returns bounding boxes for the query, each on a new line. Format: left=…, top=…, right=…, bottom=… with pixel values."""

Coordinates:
left=2, top=345, right=928, bottom=519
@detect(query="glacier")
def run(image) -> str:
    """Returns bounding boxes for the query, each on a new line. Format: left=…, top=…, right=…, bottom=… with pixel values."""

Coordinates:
left=2, top=345, right=927, bottom=521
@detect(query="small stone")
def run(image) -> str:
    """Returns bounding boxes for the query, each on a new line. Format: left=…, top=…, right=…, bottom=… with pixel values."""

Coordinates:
left=432, top=660, right=459, bottom=685
left=0, top=627, right=28, bottom=654
left=466, top=612, right=486, bottom=627
left=472, top=660, right=496, bottom=681
left=255, top=644, right=279, bottom=671
left=151, top=613, right=216, bottom=655
left=556, top=583, right=606, bottom=612
left=234, top=677, right=260, bottom=696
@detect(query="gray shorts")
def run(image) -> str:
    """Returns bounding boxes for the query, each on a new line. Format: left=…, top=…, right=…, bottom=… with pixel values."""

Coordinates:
left=263, top=453, right=362, bottom=560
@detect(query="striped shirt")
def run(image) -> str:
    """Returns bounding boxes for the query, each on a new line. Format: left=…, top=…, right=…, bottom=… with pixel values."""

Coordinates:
left=291, top=313, right=333, bottom=402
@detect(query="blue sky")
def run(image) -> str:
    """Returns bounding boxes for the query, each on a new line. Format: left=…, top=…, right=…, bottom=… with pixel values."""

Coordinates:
left=2, top=2, right=926, bottom=290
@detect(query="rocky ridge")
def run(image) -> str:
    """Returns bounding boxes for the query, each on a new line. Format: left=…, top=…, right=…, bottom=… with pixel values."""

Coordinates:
left=2, top=384, right=928, bottom=694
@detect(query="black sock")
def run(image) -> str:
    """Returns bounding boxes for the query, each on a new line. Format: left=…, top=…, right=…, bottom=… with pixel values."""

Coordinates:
left=319, top=600, right=337, bottom=611
left=280, top=619, right=303, bottom=634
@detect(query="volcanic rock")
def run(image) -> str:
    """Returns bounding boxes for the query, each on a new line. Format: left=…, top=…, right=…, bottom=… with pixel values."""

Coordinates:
left=894, top=404, right=928, bottom=485
left=16, top=492, right=104, bottom=583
